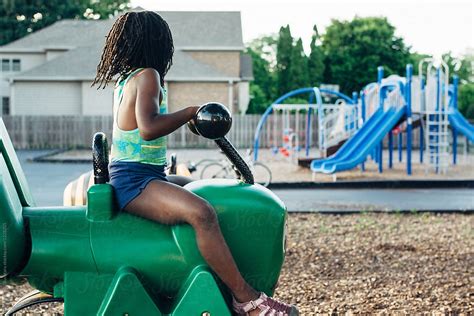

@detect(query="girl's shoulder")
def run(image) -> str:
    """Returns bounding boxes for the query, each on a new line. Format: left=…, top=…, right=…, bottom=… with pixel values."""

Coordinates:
left=131, top=68, right=164, bottom=91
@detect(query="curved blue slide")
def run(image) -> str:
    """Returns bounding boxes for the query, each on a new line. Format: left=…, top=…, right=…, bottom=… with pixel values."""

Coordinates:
left=311, top=107, right=385, bottom=170
left=311, top=106, right=407, bottom=174
left=449, top=108, right=474, bottom=143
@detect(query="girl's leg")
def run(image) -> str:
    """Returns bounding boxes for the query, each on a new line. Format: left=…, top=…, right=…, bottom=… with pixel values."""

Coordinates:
left=124, top=180, right=258, bottom=303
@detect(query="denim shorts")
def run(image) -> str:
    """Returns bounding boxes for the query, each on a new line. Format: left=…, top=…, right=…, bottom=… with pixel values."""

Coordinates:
left=108, top=160, right=168, bottom=211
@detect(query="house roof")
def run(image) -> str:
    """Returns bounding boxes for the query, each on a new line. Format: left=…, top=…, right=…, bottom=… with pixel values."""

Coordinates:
left=2, top=11, right=248, bottom=82
left=0, top=11, right=244, bottom=52
left=10, top=45, right=239, bottom=82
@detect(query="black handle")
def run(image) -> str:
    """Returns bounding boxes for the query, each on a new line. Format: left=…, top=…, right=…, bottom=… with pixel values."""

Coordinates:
left=92, top=132, right=110, bottom=184
left=215, top=137, right=254, bottom=185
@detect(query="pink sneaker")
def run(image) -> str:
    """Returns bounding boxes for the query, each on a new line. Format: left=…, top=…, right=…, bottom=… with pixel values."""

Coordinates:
left=232, top=292, right=299, bottom=316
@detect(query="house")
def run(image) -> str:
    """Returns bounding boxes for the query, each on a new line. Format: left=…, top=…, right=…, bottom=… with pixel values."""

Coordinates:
left=0, top=11, right=253, bottom=116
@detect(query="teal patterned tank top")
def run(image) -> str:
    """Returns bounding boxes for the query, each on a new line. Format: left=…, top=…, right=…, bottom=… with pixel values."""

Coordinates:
left=110, top=68, right=167, bottom=165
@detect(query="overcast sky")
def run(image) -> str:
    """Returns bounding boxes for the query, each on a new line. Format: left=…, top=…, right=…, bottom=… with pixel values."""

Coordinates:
left=131, top=0, right=473, bottom=58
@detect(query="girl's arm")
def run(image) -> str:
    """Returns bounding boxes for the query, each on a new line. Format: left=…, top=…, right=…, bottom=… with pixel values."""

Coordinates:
left=135, top=69, right=199, bottom=141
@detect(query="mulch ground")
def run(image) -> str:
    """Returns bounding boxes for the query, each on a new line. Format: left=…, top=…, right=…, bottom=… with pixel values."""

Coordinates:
left=1, top=213, right=472, bottom=315
left=275, top=213, right=473, bottom=315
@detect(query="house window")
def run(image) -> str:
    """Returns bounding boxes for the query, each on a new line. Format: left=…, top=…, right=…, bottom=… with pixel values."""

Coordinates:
left=2, top=97, right=10, bottom=115
left=1, top=59, right=10, bottom=72
left=12, top=59, right=21, bottom=71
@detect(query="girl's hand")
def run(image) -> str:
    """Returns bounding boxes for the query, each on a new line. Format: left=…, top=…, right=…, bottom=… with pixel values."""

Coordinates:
left=187, top=105, right=200, bottom=119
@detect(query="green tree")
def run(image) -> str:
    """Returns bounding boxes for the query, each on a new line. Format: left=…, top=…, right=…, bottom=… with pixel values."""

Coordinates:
left=442, top=51, right=473, bottom=119
left=247, top=34, right=278, bottom=71
left=276, top=25, right=294, bottom=96
left=246, top=35, right=278, bottom=103
left=322, top=17, right=411, bottom=94
left=289, top=38, right=309, bottom=89
left=245, top=46, right=276, bottom=113
left=409, top=52, right=432, bottom=75
left=0, top=0, right=130, bottom=45
left=308, top=25, right=325, bottom=86
left=246, top=84, right=269, bottom=114
left=458, top=83, right=474, bottom=119
left=442, top=51, right=473, bottom=84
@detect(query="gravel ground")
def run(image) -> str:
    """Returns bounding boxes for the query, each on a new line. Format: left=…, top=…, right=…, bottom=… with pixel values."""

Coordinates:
left=1, top=213, right=472, bottom=315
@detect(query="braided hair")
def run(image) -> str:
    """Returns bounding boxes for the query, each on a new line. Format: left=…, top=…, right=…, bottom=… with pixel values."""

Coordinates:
left=93, top=11, right=174, bottom=88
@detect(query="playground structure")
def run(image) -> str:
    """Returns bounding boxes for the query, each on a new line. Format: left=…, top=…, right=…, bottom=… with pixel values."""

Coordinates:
left=253, top=61, right=474, bottom=176
left=253, top=87, right=359, bottom=162
left=0, top=103, right=287, bottom=315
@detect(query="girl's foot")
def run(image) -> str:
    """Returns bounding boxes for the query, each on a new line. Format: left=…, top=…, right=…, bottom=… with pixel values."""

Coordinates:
left=232, top=292, right=299, bottom=316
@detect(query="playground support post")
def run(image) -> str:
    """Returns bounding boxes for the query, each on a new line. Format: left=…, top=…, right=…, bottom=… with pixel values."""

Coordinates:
left=377, top=66, right=384, bottom=173
left=452, top=75, right=459, bottom=164
left=420, top=77, right=424, bottom=163
left=352, top=92, right=359, bottom=129
left=398, top=133, right=403, bottom=162
left=435, top=68, right=441, bottom=173
left=360, top=90, right=366, bottom=171
left=406, top=64, right=413, bottom=175
left=306, top=92, right=315, bottom=157
left=388, top=131, right=393, bottom=168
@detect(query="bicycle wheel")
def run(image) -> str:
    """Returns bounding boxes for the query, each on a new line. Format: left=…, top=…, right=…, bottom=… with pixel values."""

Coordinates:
left=252, top=162, right=272, bottom=187
left=200, top=162, right=232, bottom=180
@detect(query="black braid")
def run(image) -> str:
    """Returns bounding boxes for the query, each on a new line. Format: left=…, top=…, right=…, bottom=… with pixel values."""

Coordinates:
left=92, top=11, right=174, bottom=88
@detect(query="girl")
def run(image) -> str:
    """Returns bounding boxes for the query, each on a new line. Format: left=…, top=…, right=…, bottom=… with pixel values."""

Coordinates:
left=92, top=11, right=298, bottom=316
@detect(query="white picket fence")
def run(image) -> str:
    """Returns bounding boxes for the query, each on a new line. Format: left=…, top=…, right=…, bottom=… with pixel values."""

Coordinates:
left=2, top=114, right=430, bottom=150
left=2, top=115, right=299, bottom=149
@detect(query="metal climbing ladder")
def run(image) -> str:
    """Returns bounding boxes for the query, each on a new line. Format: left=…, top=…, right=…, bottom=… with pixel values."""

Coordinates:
left=420, top=59, right=450, bottom=174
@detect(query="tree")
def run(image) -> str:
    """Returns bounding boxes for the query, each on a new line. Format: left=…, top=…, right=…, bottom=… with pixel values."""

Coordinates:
left=409, top=52, right=432, bottom=75
left=247, top=34, right=278, bottom=71
left=442, top=51, right=473, bottom=84
left=0, top=0, right=130, bottom=45
left=322, top=17, right=411, bottom=94
left=276, top=25, right=294, bottom=96
left=308, top=25, right=325, bottom=87
left=245, top=46, right=276, bottom=114
left=246, top=35, right=278, bottom=104
left=289, top=38, right=309, bottom=89
left=441, top=51, right=473, bottom=119
left=458, top=84, right=474, bottom=119
left=246, top=84, right=269, bottom=114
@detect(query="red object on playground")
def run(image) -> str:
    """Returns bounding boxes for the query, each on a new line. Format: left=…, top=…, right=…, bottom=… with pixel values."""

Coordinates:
left=279, top=147, right=290, bottom=157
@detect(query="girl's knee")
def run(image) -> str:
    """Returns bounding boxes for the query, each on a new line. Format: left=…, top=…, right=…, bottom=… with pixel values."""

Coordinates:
left=189, top=202, right=217, bottom=229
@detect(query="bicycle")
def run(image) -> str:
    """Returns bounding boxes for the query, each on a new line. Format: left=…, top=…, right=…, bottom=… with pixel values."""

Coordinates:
left=199, top=149, right=272, bottom=187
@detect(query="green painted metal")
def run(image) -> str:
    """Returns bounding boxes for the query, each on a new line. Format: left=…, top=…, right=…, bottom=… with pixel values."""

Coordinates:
left=0, top=154, right=27, bottom=278
left=87, top=184, right=116, bottom=221
left=0, top=119, right=35, bottom=206
left=98, top=266, right=163, bottom=316
left=0, top=123, right=287, bottom=314
left=63, top=271, right=114, bottom=315
left=18, top=180, right=286, bottom=314
left=170, top=265, right=231, bottom=315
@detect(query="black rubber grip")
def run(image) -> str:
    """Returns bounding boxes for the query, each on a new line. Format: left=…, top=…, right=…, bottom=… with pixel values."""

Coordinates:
left=215, top=137, right=254, bottom=184
left=92, top=132, right=110, bottom=184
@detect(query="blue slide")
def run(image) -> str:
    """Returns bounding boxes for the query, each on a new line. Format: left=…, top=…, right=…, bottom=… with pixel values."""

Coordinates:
left=449, top=108, right=474, bottom=143
left=311, top=105, right=407, bottom=174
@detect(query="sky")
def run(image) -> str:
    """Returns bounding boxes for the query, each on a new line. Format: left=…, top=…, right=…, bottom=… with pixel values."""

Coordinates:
left=131, top=0, right=473, bottom=58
